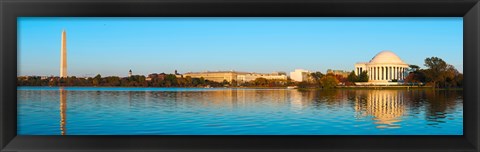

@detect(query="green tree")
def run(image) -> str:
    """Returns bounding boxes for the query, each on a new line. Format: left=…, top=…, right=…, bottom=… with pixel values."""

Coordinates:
left=222, top=79, right=230, bottom=86
left=92, top=74, right=102, bottom=86
left=357, top=71, right=369, bottom=82
left=409, top=65, right=420, bottom=71
left=254, top=78, right=268, bottom=86
left=347, top=71, right=358, bottom=83
left=309, top=71, right=324, bottom=86
left=105, top=76, right=120, bottom=86
left=164, top=74, right=177, bottom=87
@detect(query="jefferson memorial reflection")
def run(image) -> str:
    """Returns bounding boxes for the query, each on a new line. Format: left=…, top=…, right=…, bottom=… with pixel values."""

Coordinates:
left=353, top=90, right=406, bottom=128
left=29, top=88, right=460, bottom=135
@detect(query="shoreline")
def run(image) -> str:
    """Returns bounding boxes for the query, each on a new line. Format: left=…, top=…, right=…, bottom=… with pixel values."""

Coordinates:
left=17, top=85, right=463, bottom=90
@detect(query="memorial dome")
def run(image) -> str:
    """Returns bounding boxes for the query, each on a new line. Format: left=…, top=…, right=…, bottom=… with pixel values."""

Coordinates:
left=369, top=50, right=406, bottom=64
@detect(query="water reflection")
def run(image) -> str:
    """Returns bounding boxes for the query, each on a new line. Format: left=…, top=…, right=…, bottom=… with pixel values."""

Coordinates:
left=17, top=87, right=462, bottom=135
left=59, top=87, right=67, bottom=135
left=353, top=90, right=406, bottom=128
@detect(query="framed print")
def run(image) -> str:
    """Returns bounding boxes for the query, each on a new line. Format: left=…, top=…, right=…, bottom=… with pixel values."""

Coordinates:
left=1, top=0, right=479, bottom=152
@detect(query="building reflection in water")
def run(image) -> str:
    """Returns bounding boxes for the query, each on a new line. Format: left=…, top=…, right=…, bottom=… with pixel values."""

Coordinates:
left=354, top=90, right=406, bottom=128
left=59, top=87, right=67, bottom=135
left=71, top=89, right=459, bottom=134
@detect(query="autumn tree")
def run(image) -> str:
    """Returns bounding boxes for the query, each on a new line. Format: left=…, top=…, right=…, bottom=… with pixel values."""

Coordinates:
left=320, top=74, right=339, bottom=89
left=424, top=57, right=448, bottom=88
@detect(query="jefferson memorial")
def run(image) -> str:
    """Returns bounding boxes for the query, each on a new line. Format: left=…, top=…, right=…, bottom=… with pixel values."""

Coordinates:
left=354, top=50, right=409, bottom=85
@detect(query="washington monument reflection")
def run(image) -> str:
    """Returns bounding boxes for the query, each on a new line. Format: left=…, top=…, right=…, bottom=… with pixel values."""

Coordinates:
left=59, top=88, right=67, bottom=135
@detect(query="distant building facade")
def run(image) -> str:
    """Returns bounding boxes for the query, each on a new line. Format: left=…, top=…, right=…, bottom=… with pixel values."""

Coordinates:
left=289, top=69, right=310, bottom=82
left=236, top=72, right=288, bottom=83
left=183, top=71, right=287, bottom=83
left=327, top=69, right=350, bottom=78
left=184, top=71, right=248, bottom=82
left=354, top=50, right=409, bottom=84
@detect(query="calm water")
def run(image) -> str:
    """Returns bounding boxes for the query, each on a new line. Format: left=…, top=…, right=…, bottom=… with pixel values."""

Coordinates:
left=17, top=87, right=463, bottom=135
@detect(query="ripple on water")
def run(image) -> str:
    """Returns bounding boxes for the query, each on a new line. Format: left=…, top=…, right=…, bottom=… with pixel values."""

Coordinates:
left=17, top=88, right=463, bottom=135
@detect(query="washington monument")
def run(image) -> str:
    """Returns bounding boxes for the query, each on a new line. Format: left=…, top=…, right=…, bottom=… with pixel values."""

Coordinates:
left=60, top=30, right=67, bottom=78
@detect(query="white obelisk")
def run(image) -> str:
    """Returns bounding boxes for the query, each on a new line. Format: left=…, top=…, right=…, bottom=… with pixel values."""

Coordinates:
left=60, top=29, right=67, bottom=78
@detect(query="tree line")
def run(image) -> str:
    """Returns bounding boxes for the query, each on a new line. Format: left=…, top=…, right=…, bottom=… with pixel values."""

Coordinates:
left=294, top=56, right=463, bottom=89
left=17, top=74, right=225, bottom=87
left=17, top=57, right=462, bottom=89
left=18, top=73, right=289, bottom=88
left=404, top=57, right=463, bottom=88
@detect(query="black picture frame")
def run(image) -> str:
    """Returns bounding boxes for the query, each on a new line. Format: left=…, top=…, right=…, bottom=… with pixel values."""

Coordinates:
left=1, top=0, right=479, bottom=151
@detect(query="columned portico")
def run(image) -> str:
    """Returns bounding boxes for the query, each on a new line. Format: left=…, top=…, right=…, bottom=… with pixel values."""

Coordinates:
left=355, top=51, right=409, bottom=84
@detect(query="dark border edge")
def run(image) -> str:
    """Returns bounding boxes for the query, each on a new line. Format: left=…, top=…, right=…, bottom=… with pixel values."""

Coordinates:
left=464, top=1, right=480, bottom=151
left=1, top=0, right=5, bottom=150
left=1, top=0, right=17, bottom=151
left=1, top=0, right=480, bottom=152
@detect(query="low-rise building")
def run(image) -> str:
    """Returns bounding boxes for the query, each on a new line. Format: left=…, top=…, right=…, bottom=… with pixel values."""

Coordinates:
left=184, top=71, right=288, bottom=83
left=183, top=71, right=249, bottom=83
left=327, top=69, right=350, bottom=78
left=236, top=72, right=288, bottom=83
left=289, top=69, right=310, bottom=82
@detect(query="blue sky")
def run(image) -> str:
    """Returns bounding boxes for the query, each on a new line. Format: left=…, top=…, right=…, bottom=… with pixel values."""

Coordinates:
left=18, top=17, right=463, bottom=77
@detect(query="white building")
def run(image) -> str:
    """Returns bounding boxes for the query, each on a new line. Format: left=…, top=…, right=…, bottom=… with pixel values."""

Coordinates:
left=289, top=69, right=310, bottom=82
left=354, top=50, right=409, bottom=84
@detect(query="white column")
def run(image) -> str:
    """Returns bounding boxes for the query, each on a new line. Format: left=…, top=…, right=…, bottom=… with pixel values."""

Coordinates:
left=377, top=67, right=380, bottom=80
left=398, top=67, right=401, bottom=80
left=386, top=67, right=388, bottom=80
left=399, top=67, right=401, bottom=80
left=371, top=67, right=373, bottom=81
left=386, top=66, right=389, bottom=81
left=381, top=66, right=385, bottom=80
left=392, top=67, right=395, bottom=80
left=386, top=67, right=388, bottom=81
left=378, top=66, right=381, bottom=80
left=387, top=66, right=389, bottom=80
left=399, top=67, right=402, bottom=80
left=395, top=67, right=398, bottom=80
left=388, top=66, right=391, bottom=80
left=370, top=67, right=373, bottom=81
left=379, top=67, right=382, bottom=80
left=384, top=66, right=387, bottom=80
left=391, top=66, right=394, bottom=80
left=390, top=67, right=393, bottom=81
left=400, top=67, right=403, bottom=80
left=393, top=66, right=397, bottom=79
